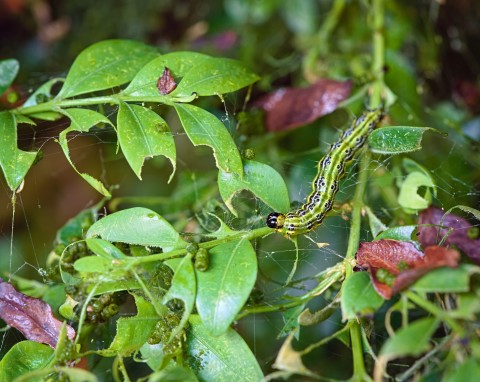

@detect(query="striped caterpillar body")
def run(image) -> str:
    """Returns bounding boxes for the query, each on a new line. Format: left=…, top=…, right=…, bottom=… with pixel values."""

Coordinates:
left=266, top=109, right=384, bottom=237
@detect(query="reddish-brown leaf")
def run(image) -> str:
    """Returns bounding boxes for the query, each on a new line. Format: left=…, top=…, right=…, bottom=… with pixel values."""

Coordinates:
left=418, top=205, right=480, bottom=264
left=0, top=278, right=75, bottom=348
left=157, top=67, right=177, bottom=95
left=356, top=240, right=460, bottom=299
left=254, top=79, right=352, bottom=132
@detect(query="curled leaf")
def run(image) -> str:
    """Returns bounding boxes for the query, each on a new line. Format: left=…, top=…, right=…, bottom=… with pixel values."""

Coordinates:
left=356, top=240, right=460, bottom=299
left=418, top=205, right=480, bottom=264
left=254, top=79, right=352, bottom=131
left=0, top=278, right=75, bottom=348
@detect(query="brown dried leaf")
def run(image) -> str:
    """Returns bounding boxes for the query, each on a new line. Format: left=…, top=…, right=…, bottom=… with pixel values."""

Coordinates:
left=356, top=240, right=460, bottom=299
left=157, top=67, right=177, bottom=95
left=418, top=205, right=480, bottom=264
left=254, top=79, right=352, bottom=132
left=0, top=278, right=75, bottom=348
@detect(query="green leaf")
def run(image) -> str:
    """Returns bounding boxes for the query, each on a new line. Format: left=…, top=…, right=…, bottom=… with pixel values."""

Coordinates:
left=0, top=341, right=54, bottom=382
left=341, top=272, right=384, bottom=320
left=23, top=78, right=64, bottom=107
left=86, top=238, right=128, bottom=259
left=117, top=102, right=176, bottom=181
left=164, top=254, right=196, bottom=342
left=278, top=304, right=305, bottom=339
left=398, top=172, right=435, bottom=211
left=412, top=264, right=478, bottom=293
left=365, top=207, right=388, bottom=238
left=123, top=51, right=210, bottom=97
left=0, top=111, right=38, bottom=190
left=369, top=126, right=439, bottom=154
left=186, top=315, right=263, bottom=381
left=443, top=358, right=480, bottom=382
left=99, top=294, right=158, bottom=357
left=172, top=57, right=259, bottom=97
left=57, top=40, right=159, bottom=99
left=375, top=225, right=417, bottom=242
left=174, top=103, right=243, bottom=176
left=0, top=59, right=19, bottom=96
left=86, top=207, right=186, bottom=251
left=445, top=205, right=480, bottom=221
left=218, top=160, right=290, bottom=216
left=58, top=108, right=113, bottom=196
left=195, top=239, right=257, bottom=336
left=27, top=111, right=63, bottom=121
left=147, top=365, right=199, bottom=382
left=380, top=317, right=438, bottom=358
left=73, top=255, right=128, bottom=277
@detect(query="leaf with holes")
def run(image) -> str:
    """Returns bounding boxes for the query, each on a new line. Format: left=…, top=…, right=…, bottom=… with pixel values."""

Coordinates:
left=175, top=103, right=243, bottom=176
left=218, top=160, right=290, bottom=216
left=117, top=102, right=176, bottom=181
left=0, top=111, right=38, bottom=191
left=58, top=108, right=113, bottom=196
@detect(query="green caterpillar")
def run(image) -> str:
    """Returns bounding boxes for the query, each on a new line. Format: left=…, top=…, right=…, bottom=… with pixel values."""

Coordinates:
left=266, top=109, right=384, bottom=237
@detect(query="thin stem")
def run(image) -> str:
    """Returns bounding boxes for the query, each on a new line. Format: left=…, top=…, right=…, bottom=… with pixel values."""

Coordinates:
left=405, top=291, right=465, bottom=335
left=370, top=0, right=385, bottom=109
left=131, top=226, right=273, bottom=265
left=345, top=0, right=385, bottom=379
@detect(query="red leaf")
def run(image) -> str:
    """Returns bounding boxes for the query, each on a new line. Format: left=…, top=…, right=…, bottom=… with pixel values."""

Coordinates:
left=254, top=79, right=352, bottom=132
left=418, top=206, right=480, bottom=264
left=157, top=67, right=177, bottom=95
left=356, top=240, right=460, bottom=299
left=0, top=278, right=75, bottom=348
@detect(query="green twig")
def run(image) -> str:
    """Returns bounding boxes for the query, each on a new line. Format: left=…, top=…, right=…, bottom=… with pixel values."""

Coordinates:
left=405, top=291, right=465, bottom=335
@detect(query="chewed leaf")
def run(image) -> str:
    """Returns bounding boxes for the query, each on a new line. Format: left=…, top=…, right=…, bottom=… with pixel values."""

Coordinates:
left=398, top=171, right=435, bottom=211
left=254, top=79, right=352, bottom=131
left=117, top=102, right=176, bottom=181
left=58, top=108, right=113, bottom=196
left=171, top=57, right=259, bottom=97
left=195, top=239, right=257, bottom=336
left=356, top=239, right=460, bottom=299
left=418, top=205, right=480, bottom=264
left=98, top=294, right=158, bottom=357
left=57, top=39, right=159, bottom=99
left=0, top=278, right=75, bottom=348
left=368, top=126, right=441, bottom=154
left=86, top=207, right=186, bottom=251
left=0, top=59, right=20, bottom=96
left=218, top=160, right=290, bottom=216
left=0, top=111, right=38, bottom=191
left=23, top=78, right=64, bottom=107
left=174, top=103, right=243, bottom=176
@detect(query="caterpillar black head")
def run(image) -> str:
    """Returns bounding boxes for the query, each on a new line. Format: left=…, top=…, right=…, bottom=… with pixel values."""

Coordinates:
left=266, top=212, right=285, bottom=229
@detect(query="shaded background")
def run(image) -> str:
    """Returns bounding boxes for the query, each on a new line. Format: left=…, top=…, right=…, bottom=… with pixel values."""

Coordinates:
left=1, top=0, right=480, bottom=379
